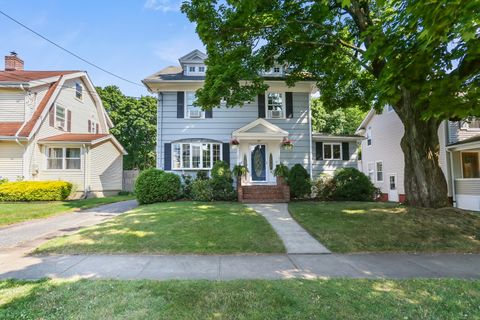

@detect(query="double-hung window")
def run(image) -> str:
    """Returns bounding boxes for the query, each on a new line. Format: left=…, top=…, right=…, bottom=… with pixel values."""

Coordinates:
left=375, top=161, right=383, bottom=182
left=323, top=143, right=342, bottom=160
left=462, top=152, right=480, bottom=178
left=185, top=91, right=204, bottom=118
left=367, top=162, right=375, bottom=181
left=47, top=147, right=81, bottom=170
left=75, top=82, right=83, bottom=100
left=55, top=105, right=66, bottom=130
left=266, top=92, right=284, bottom=119
left=366, top=127, right=372, bottom=146
left=172, top=142, right=221, bottom=170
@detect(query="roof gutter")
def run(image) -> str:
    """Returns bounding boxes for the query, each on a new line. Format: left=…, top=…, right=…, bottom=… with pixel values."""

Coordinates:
left=0, top=136, right=28, bottom=141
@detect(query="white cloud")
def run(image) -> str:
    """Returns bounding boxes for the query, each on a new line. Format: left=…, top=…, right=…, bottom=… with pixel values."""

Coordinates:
left=144, top=0, right=182, bottom=12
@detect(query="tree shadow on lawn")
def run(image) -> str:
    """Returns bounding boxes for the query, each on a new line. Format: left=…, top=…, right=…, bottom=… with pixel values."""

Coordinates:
left=33, top=202, right=285, bottom=255
left=1, top=278, right=479, bottom=319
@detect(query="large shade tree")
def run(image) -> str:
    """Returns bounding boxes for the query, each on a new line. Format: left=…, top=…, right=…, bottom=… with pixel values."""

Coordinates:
left=182, top=0, right=480, bottom=208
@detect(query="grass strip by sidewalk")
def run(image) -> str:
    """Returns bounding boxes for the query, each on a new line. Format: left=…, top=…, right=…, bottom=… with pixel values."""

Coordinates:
left=0, top=195, right=135, bottom=227
left=289, top=201, right=480, bottom=253
left=34, top=201, right=285, bottom=255
left=1, top=279, right=479, bottom=319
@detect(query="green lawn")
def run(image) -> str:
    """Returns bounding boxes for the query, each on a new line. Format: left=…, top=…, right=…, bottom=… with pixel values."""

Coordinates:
left=34, top=201, right=285, bottom=255
left=1, top=279, right=479, bottom=319
left=0, top=195, right=135, bottom=227
left=289, top=201, right=480, bottom=253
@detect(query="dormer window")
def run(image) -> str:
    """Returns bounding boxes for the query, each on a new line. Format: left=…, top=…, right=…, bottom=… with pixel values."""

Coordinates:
left=189, top=66, right=196, bottom=72
left=273, top=67, right=281, bottom=73
left=199, top=66, right=205, bottom=72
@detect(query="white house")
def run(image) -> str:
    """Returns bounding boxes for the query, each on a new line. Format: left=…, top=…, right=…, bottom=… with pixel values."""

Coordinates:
left=0, top=52, right=126, bottom=197
left=357, top=105, right=480, bottom=211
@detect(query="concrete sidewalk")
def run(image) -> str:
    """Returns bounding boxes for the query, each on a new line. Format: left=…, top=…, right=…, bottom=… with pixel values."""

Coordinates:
left=0, top=200, right=138, bottom=252
left=0, top=253, right=479, bottom=280
left=247, top=203, right=331, bottom=254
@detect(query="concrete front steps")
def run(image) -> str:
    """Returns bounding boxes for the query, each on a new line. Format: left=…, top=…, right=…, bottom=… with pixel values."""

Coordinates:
left=237, top=177, right=290, bottom=203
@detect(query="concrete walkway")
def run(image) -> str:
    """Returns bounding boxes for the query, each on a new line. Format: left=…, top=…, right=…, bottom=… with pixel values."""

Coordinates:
left=247, top=203, right=331, bottom=254
left=0, top=253, right=479, bottom=280
left=0, top=200, right=138, bottom=252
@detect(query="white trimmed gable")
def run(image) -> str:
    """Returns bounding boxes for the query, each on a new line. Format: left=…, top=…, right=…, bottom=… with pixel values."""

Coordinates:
left=232, top=118, right=288, bottom=140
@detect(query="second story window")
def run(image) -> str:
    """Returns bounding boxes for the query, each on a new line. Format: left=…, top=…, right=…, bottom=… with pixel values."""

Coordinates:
left=75, top=82, right=83, bottom=100
left=198, top=66, right=205, bottom=72
left=185, top=91, right=204, bottom=119
left=273, top=67, right=281, bottom=73
left=55, top=105, right=66, bottom=130
left=266, top=92, right=285, bottom=119
left=189, top=66, right=196, bottom=73
left=366, top=127, right=372, bottom=146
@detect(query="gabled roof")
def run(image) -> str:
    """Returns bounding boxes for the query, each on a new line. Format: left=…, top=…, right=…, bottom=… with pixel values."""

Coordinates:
left=232, top=118, right=288, bottom=140
left=178, top=49, right=207, bottom=64
left=0, top=70, right=78, bottom=83
left=355, top=109, right=376, bottom=135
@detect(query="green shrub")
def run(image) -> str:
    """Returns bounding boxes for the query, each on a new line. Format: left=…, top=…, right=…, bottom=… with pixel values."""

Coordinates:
left=331, top=167, right=377, bottom=201
left=181, top=174, right=193, bottom=199
left=196, top=171, right=209, bottom=180
left=210, top=161, right=235, bottom=201
left=288, top=164, right=311, bottom=199
left=135, top=169, right=181, bottom=204
left=191, top=179, right=214, bottom=201
left=0, top=181, right=72, bottom=201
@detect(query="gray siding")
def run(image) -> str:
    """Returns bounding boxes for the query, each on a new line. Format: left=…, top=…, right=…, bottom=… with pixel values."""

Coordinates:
left=312, top=142, right=358, bottom=177
left=157, top=92, right=311, bottom=172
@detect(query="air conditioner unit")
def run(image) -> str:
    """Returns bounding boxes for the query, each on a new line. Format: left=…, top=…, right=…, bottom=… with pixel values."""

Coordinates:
left=271, top=110, right=282, bottom=118
left=189, top=110, right=203, bottom=118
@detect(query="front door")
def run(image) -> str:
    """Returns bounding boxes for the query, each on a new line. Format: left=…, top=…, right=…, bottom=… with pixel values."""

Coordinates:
left=388, top=174, right=399, bottom=202
left=250, top=144, right=266, bottom=181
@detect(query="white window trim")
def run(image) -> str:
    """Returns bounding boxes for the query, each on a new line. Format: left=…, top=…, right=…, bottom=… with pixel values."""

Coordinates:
left=460, top=151, right=480, bottom=179
left=323, top=143, right=342, bottom=160
left=375, top=160, right=384, bottom=182
left=265, top=92, right=286, bottom=119
left=55, top=104, right=67, bottom=131
left=388, top=173, right=397, bottom=190
left=45, top=146, right=82, bottom=171
left=172, top=142, right=222, bottom=170
left=184, top=91, right=205, bottom=119
left=75, top=82, right=83, bottom=101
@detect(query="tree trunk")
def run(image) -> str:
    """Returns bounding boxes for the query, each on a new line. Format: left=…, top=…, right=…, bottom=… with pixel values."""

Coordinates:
left=396, top=89, right=450, bottom=208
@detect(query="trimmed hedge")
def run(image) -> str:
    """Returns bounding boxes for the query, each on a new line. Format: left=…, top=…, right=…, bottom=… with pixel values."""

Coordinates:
left=0, top=181, right=72, bottom=201
left=135, top=169, right=181, bottom=204
left=191, top=179, right=214, bottom=201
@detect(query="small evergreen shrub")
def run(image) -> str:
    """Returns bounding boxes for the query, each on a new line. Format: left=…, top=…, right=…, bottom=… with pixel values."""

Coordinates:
left=135, top=169, right=181, bottom=204
left=331, top=167, right=377, bottom=201
left=288, top=164, right=311, bottom=199
left=312, top=174, right=336, bottom=201
left=181, top=174, right=193, bottom=199
left=191, top=179, right=214, bottom=201
left=210, top=161, right=235, bottom=200
left=0, top=181, right=72, bottom=201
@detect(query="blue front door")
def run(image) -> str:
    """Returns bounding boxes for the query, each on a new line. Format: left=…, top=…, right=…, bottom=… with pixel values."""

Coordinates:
left=251, top=144, right=266, bottom=181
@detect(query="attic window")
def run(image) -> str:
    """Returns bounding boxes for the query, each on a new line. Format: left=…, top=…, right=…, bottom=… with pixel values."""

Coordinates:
left=198, top=66, right=205, bottom=72
left=189, top=66, right=196, bottom=72
left=273, top=67, right=281, bottom=73
left=75, top=82, right=83, bottom=100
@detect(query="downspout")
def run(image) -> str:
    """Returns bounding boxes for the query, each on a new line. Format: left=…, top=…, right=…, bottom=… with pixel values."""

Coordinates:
left=445, top=121, right=456, bottom=207
left=83, top=144, right=88, bottom=199
left=307, top=93, right=313, bottom=177
left=448, top=150, right=456, bottom=207
left=158, top=92, right=164, bottom=169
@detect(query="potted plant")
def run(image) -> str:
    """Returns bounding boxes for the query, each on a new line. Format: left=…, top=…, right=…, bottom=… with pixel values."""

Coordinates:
left=281, top=137, right=294, bottom=150
left=273, top=163, right=289, bottom=185
left=232, top=164, right=248, bottom=177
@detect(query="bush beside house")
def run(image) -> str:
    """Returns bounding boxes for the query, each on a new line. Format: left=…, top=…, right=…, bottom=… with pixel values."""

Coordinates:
left=288, top=164, right=311, bottom=199
left=135, top=169, right=181, bottom=204
left=314, top=168, right=377, bottom=201
left=0, top=181, right=72, bottom=201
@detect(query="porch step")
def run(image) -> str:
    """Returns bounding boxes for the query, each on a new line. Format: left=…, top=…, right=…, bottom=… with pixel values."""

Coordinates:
left=240, top=184, right=289, bottom=203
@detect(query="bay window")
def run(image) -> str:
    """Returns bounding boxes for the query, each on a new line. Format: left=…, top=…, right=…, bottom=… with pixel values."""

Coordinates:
left=173, top=142, right=221, bottom=170
left=323, top=143, right=342, bottom=160
left=47, top=147, right=81, bottom=170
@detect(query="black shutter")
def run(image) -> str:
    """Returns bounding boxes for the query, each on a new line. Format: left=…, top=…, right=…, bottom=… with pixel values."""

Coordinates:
left=222, top=143, right=230, bottom=165
left=315, top=142, right=323, bottom=160
left=205, top=109, right=213, bottom=118
left=342, top=142, right=350, bottom=160
left=164, top=143, right=172, bottom=170
left=177, top=92, right=184, bottom=118
left=258, top=93, right=265, bottom=118
left=285, top=92, right=293, bottom=118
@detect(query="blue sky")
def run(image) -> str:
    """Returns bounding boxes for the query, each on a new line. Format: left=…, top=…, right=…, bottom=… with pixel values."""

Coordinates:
left=0, top=0, right=204, bottom=97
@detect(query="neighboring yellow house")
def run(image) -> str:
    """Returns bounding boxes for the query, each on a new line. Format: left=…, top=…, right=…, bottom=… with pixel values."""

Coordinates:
left=0, top=52, right=126, bottom=197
